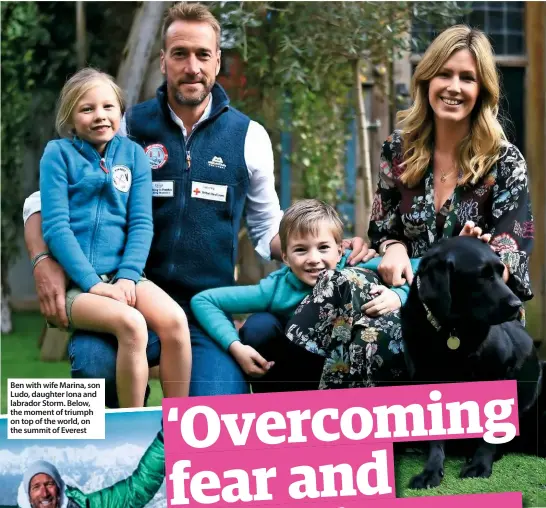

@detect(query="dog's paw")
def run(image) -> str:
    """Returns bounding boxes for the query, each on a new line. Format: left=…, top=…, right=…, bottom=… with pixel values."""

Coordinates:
left=409, top=468, right=444, bottom=489
left=460, top=460, right=493, bottom=479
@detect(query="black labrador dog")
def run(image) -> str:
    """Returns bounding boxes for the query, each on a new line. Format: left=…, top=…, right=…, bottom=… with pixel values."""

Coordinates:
left=401, top=236, right=545, bottom=489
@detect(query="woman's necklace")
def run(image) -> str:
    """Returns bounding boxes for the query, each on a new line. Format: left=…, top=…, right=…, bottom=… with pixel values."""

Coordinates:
left=437, top=163, right=458, bottom=183
left=440, top=168, right=455, bottom=183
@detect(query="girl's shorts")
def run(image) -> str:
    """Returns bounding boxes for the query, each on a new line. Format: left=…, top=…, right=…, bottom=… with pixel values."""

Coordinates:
left=48, top=273, right=148, bottom=331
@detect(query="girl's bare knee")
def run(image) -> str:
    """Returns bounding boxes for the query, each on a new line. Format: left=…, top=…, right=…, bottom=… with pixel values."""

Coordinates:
left=116, top=308, right=148, bottom=349
left=157, top=308, right=189, bottom=345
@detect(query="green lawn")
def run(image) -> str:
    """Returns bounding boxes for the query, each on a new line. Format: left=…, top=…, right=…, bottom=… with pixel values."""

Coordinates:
left=1, top=311, right=162, bottom=414
left=396, top=452, right=546, bottom=506
left=2, top=312, right=545, bottom=505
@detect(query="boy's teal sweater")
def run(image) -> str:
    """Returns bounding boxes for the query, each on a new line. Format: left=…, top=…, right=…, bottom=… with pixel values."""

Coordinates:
left=191, top=253, right=421, bottom=351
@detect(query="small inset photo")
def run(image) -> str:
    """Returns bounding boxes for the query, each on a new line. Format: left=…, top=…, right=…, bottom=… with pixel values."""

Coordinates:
left=0, top=409, right=165, bottom=508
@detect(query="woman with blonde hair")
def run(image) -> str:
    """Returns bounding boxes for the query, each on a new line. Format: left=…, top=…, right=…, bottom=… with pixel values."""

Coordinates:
left=284, top=25, right=533, bottom=389
left=371, top=24, right=532, bottom=295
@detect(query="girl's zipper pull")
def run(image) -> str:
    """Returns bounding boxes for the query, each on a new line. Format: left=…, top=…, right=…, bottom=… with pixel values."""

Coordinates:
left=186, top=151, right=191, bottom=171
left=100, top=158, right=109, bottom=173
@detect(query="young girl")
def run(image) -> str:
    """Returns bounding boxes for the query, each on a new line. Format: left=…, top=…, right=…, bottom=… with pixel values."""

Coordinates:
left=39, top=68, right=191, bottom=407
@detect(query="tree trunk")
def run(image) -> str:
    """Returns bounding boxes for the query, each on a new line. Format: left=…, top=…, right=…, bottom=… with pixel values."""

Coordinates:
left=353, top=58, right=374, bottom=241
left=116, top=2, right=169, bottom=107
left=75, top=1, right=87, bottom=68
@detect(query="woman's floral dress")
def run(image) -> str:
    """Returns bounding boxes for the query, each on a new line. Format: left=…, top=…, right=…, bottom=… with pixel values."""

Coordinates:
left=286, top=130, right=534, bottom=389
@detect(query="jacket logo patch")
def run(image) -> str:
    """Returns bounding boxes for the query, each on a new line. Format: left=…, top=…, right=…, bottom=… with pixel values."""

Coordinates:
left=191, top=181, right=227, bottom=202
left=112, top=165, right=132, bottom=193
left=208, top=156, right=226, bottom=169
left=145, top=143, right=169, bottom=170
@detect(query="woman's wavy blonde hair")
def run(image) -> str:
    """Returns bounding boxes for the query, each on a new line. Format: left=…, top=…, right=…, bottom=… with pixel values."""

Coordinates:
left=397, top=25, right=506, bottom=187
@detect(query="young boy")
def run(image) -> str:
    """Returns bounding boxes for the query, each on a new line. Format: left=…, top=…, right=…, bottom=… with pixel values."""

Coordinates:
left=190, top=199, right=419, bottom=380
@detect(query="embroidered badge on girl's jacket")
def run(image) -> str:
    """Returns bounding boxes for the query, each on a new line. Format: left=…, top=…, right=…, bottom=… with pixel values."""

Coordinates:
left=145, top=143, right=169, bottom=170
left=112, top=165, right=132, bottom=192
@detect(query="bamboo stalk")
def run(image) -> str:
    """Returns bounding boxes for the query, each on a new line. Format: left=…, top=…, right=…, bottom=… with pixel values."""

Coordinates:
left=76, top=1, right=86, bottom=69
left=353, top=58, right=373, bottom=240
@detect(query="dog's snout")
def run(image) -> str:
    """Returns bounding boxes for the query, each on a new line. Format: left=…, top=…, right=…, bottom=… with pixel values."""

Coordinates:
left=508, top=296, right=522, bottom=309
left=501, top=295, right=522, bottom=320
left=502, top=287, right=522, bottom=308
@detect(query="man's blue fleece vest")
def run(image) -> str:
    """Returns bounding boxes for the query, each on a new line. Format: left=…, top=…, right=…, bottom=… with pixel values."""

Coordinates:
left=126, top=83, right=250, bottom=302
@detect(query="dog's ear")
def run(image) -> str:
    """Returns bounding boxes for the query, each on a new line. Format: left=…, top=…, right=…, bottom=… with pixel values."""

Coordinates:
left=418, top=256, right=452, bottom=323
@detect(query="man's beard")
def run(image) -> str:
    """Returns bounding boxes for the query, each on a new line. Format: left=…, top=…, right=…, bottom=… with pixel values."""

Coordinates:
left=169, top=76, right=214, bottom=106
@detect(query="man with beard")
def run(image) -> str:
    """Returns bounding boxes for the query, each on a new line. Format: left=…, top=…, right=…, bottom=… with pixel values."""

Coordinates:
left=21, top=464, right=63, bottom=508
left=17, top=430, right=164, bottom=508
left=23, top=2, right=371, bottom=405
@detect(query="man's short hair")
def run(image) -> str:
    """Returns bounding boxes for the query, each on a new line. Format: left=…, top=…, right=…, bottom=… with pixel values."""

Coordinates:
left=162, top=2, right=221, bottom=50
left=279, top=199, right=344, bottom=253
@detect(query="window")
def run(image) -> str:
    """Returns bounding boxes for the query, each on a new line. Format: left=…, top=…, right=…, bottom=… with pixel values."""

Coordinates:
left=412, top=2, right=525, bottom=55
left=409, top=2, right=527, bottom=152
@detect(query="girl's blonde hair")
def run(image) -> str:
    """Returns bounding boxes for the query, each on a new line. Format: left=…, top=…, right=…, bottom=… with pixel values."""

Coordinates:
left=55, top=68, right=126, bottom=138
left=397, top=25, right=506, bottom=187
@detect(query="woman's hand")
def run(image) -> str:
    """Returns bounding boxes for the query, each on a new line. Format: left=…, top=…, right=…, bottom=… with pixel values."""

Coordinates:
left=114, top=279, right=137, bottom=307
left=229, top=341, right=274, bottom=378
left=377, top=243, right=413, bottom=286
left=362, top=285, right=402, bottom=316
left=459, top=221, right=491, bottom=244
left=460, top=222, right=510, bottom=282
left=342, top=237, right=377, bottom=265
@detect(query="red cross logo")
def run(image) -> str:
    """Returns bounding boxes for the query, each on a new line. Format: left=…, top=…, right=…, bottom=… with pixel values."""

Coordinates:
left=193, top=188, right=201, bottom=196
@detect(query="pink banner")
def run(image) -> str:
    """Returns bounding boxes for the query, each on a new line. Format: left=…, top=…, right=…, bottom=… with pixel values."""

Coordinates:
left=259, top=492, right=522, bottom=508
left=163, top=381, right=520, bottom=507
left=240, top=491, right=523, bottom=508
left=167, top=443, right=395, bottom=506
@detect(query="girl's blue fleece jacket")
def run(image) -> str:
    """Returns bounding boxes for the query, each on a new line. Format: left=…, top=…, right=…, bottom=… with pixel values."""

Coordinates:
left=40, top=135, right=153, bottom=291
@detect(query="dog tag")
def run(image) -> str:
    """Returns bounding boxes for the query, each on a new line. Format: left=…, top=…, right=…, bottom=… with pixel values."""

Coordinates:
left=447, top=336, right=460, bottom=350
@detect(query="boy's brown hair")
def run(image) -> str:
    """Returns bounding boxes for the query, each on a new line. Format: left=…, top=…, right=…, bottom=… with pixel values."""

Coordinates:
left=162, top=2, right=221, bottom=50
left=279, top=199, right=344, bottom=253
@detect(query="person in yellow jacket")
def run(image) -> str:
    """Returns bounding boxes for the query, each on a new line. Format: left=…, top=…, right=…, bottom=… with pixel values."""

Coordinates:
left=17, top=430, right=164, bottom=508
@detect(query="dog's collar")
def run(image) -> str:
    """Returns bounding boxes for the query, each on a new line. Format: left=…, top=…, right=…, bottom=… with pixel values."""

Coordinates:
left=416, top=275, right=460, bottom=350
left=416, top=275, right=441, bottom=330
